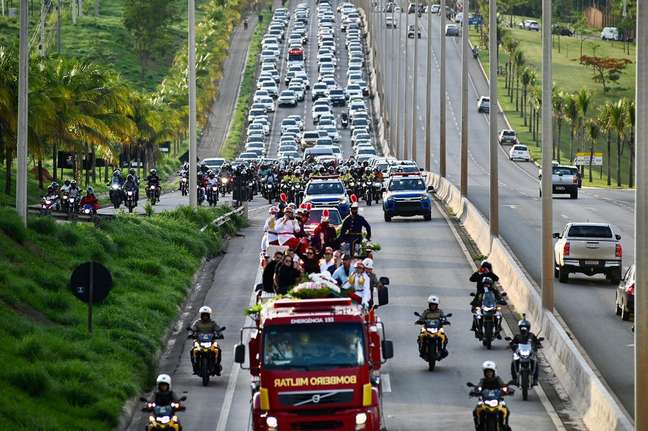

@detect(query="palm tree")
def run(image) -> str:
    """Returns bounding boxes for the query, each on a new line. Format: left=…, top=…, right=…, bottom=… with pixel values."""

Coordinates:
left=607, top=100, right=626, bottom=187
left=0, top=45, right=18, bottom=194
left=598, top=104, right=613, bottom=186
left=502, top=37, right=518, bottom=95
left=520, top=67, right=534, bottom=126
left=623, top=99, right=635, bottom=187
left=564, top=94, right=579, bottom=163
left=585, top=119, right=600, bottom=183
left=513, top=51, right=525, bottom=111
left=552, top=90, right=566, bottom=161
left=574, top=88, right=592, bottom=157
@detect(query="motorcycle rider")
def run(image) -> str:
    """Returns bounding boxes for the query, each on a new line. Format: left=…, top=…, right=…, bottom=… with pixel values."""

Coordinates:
left=145, top=169, right=161, bottom=203
left=340, top=202, right=371, bottom=255
left=80, top=187, right=100, bottom=214
left=471, top=361, right=512, bottom=431
left=59, top=179, right=72, bottom=194
left=123, top=174, right=139, bottom=201
left=469, top=261, right=501, bottom=309
left=509, top=317, right=541, bottom=386
left=150, top=374, right=182, bottom=406
left=418, top=295, right=449, bottom=357
left=190, top=306, right=223, bottom=376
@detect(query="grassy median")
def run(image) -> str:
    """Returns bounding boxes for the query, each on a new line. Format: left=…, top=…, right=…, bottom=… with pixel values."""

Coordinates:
left=0, top=206, right=244, bottom=430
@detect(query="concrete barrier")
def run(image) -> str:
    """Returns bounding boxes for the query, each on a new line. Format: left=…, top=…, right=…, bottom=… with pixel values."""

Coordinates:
left=426, top=172, right=634, bottom=431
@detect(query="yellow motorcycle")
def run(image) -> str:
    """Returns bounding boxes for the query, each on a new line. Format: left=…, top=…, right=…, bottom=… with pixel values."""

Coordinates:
left=415, top=312, right=452, bottom=371
left=140, top=398, right=186, bottom=431
left=466, top=383, right=514, bottom=431
left=187, top=327, right=225, bottom=386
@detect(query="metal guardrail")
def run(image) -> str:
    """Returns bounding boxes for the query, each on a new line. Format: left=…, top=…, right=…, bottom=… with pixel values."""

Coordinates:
left=28, top=207, right=115, bottom=222
left=199, top=205, right=246, bottom=232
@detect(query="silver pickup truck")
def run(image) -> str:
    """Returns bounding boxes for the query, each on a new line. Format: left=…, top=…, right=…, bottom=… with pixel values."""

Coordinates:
left=539, top=164, right=580, bottom=199
left=553, top=222, right=622, bottom=284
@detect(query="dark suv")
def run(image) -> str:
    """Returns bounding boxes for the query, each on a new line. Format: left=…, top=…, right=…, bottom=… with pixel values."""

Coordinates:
left=329, top=88, right=347, bottom=106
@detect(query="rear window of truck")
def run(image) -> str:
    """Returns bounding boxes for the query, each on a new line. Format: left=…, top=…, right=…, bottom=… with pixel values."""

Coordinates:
left=568, top=225, right=613, bottom=238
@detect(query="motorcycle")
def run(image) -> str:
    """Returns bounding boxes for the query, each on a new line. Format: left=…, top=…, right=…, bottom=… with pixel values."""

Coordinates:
left=364, top=179, right=373, bottom=206
left=414, top=312, right=452, bottom=371
left=472, top=46, right=480, bottom=59
left=264, top=182, right=276, bottom=204
left=372, top=181, right=383, bottom=203
left=340, top=113, right=349, bottom=128
left=124, top=188, right=138, bottom=213
left=179, top=176, right=189, bottom=196
left=505, top=333, right=544, bottom=400
left=292, top=182, right=304, bottom=206
left=207, top=184, right=219, bottom=207
left=40, top=194, right=59, bottom=215
left=187, top=326, right=226, bottom=386
left=140, top=397, right=186, bottom=431
left=247, top=179, right=256, bottom=201
left=80, top=203, right=96, bottom=217
left=147, top=183, right=160, bottom=205
left=467, top=382, right=514, bottom=431
left=219, top=176, right=230, bottom=196
left=108, top=180, right=123, bottom=208
left=471, top=289, right=507, bottom=350
left=65, top=191, right=80, bottom=220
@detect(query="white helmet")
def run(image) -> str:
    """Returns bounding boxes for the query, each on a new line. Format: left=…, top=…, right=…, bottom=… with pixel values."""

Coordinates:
left=362, top=258, right=374, bottom=269
left=156, top=374, right=172, bottom=389
left=482, top=360, right=497, bottom=373
left=427, top=295, right=439, bottom=305
left=199, top=305, right=212, bottom=315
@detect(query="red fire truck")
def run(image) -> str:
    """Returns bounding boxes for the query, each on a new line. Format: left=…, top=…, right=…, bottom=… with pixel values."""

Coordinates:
left=234, top=292, right=393, bottom=431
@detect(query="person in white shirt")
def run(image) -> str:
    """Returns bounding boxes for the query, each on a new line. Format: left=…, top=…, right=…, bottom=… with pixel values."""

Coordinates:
left=319, top=246, right=336, bottom=273
left=345, top=260, right=371, bottom=306
left=274, top=206, right=302, bottom=248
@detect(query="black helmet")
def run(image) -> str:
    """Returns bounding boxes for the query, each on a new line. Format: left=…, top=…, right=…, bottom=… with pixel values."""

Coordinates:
left=518, top=315, right=531, bottom=333
left=480, top=260, right=493, bottom=272
left=64, top=179, right=71, bottom=186
left=129, top=168, right=136, bottom=175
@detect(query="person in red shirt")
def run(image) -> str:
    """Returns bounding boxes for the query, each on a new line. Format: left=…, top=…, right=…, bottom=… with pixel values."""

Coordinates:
left=80, top=187, right=100, bottom=214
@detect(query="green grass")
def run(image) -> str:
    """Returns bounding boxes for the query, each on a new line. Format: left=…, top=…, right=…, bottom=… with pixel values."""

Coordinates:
left=471, top=25, right=635, bottom=188
left=220, top=11, right=270, bottom=160
left=0, top=204, right=244, bottom=430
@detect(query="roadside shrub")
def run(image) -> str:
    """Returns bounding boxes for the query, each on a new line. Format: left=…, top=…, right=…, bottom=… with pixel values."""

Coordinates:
left=0, top=207, right=27, bottom=243
left=126, top=257, right=163, bottom=276
left=58, top=379, right=99, bottom=406
left=16, top=334, right=45, bottom=360
left=56, top=224, right=80, bottom=246
left=7, top=365, right=51, bottom=396
left=28, top=216, right=57, bottom=235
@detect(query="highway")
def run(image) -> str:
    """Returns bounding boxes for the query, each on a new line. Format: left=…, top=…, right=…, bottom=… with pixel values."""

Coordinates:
left=373, top=7, right=635, bottom=413
left=123, top=1, right=564, bottom=429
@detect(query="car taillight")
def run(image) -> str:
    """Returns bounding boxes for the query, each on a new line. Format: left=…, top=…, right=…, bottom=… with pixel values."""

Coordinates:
left=563, top=242, right=570, bottom=257
left=627, top=283, right=634, bottom=296
left=616, top=243, right=622, bottom=258
left=572, top=176, right=578, bottom=184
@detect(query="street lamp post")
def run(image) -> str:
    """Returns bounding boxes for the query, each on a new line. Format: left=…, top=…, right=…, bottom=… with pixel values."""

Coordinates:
left=16, top=0, right=28, bottom=225
left=424, top=0, right=432, bottom=171
left=541, top=0, right=553, bottom=310
left=188, top=0, right=197, bottom=208
left=403, top=10, right=409, bottom=160
left=489, top=0, right=498, bottom=237
left=439, top=0, right=446, bottom=177
left=390, top=7, right=397, bottom=154
left=395, top=10, right=402, bottom=159
left=460, top=0, right=469, bottom=196
left=411, top=0, right=418, bottom=163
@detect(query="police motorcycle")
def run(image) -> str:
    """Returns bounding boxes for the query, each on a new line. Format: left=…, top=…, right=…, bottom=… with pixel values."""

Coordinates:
left=414, top=311, right=452, bottom=371
left=471, top=289, right=507, bottom=350
left=467, top=381, right=514, bottom=431
left=186, top=326, right=226, bottom=386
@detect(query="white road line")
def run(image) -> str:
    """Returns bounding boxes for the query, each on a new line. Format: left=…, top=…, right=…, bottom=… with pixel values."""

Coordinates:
left=381, top=373, right=392, bottom=393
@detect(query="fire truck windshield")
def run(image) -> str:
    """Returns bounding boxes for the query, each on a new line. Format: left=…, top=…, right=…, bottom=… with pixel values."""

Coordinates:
left=263, top=323, right=366, bottom=370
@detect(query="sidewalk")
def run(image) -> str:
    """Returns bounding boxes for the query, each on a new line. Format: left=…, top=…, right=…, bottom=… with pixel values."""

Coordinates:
left=198, top=0, right=282, bottom=160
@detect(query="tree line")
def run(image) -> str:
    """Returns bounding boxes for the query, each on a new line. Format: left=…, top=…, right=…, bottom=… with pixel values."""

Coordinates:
left=0, top=0, right=251, bottom=196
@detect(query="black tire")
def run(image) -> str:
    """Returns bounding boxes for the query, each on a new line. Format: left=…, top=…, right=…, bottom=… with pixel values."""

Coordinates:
left=201, top=357, right=210, bottom=387
left=621, top=302, right=631, bottom=321
left=485, top=339, right=492, bottom=350
left=610, top=269, right=621, bottom=285
left=424, top=212, right=432, bottom=221
left=616, top=293, right=623, bottom=316
left=428, top=358, right=436, bottom=371
left=558, top=266, right=569, bottom=283
left=570, top=190, right=578, bottom=199
left=113, top=202, right=119, bottom=209
left=128, top=205, right=134, bottom=213
left=554, top=265, right=559, bottom=278
left=384, top=213, right=391, bottom=222
left=484, top=416, right=498, bottom=431
left=521, top=371, right=529, bottom=400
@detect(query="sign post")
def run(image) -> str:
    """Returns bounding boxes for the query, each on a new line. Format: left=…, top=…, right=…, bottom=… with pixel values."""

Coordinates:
left=70, top=262, right=113, bottom=333
left=573, top=151, right=604, bottom=166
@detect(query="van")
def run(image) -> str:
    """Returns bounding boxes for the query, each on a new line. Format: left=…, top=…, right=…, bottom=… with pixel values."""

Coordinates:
left=601, top=27, right=619, bottom=41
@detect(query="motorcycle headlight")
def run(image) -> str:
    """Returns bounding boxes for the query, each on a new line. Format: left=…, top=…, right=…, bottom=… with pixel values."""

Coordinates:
left=69, top=198, right=75, bottom=203
left=111, top=184, right=119, bottom=190
left=486, top=400, right=499, bottom=408
left=200, top=342, right=212, bottom=348
left=157, top=416, right=171, bottom=424
left=212, top=186, right=218, bottom=191
left=513, top=353, right=519, bottom=360
left=45, top=200, right=52, bottom=205
left=182, top=178, right=188, bottom=183
left=127, top=191, right=134, bottom=196
left=520, top=352, right=530, bottom=358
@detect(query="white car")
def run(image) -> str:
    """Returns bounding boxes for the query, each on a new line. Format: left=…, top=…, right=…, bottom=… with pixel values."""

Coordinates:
left=601, top=26, right=620, bottom=41
left=312, top=105, right=332, bottom=123
left=477, top=96, right=490, bottom=113
left=277, top=90, right=298, bottom=107
left=509, top=144, right=531, bottom=162
left=256, top=96, right=275, bottom=112
left=519, top=19, right=540, bottom=31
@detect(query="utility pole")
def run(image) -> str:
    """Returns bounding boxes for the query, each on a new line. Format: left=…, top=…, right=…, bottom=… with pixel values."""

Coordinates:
left=411, top=0, right=418, bottom=163
left=541, top=0, right=553, bottom=311
left=404, top=11, right=409, bottom=160
left=439, top=0, right=446, bottom=177
left=390, top=7, right=397, bottom=154
left=424, top=0, right=432, bottom=171
left=460, top=0, right=469, bottom=196
left=489, top=0, right=498, bottom=237
left=395, top=10, right=402, bottom=159
left=16, top=0, right=28, bottom=225
left=188, top=0, right=197, bottom=208
left=635, top=0, right=647, bottom=427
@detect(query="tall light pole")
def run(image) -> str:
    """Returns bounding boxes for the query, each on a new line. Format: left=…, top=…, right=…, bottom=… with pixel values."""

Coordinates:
left=489, top=0, right=498, bottom=237
left=541, top=0, right=553, bottom=311
left=390, top=7, right=397, bottom=154
left=460, top=0, right=469, bottom=196
left=439, top=0, right=446, bottom=177
left=635, top=0, right=647, bottom=427
left=411, top=0, right=418, bottom=163
left=16, top=0, right=28, bottom=225
left=188, top=0, right=197, bottom=208
left=395, top=10, right=402, bottom=159
left=403, top=10, right=409, bottom=160
left=424, top=0, right=432, bottom=171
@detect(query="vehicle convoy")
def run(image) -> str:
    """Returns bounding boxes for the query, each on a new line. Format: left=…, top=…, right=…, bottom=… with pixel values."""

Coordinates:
left=553, top=222, right=623, bottom=284
left=234, top=296, right=393, bottom=431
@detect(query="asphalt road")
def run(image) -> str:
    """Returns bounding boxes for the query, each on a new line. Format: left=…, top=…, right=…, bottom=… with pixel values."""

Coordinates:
left=373, top=8, right=635, bottom=413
